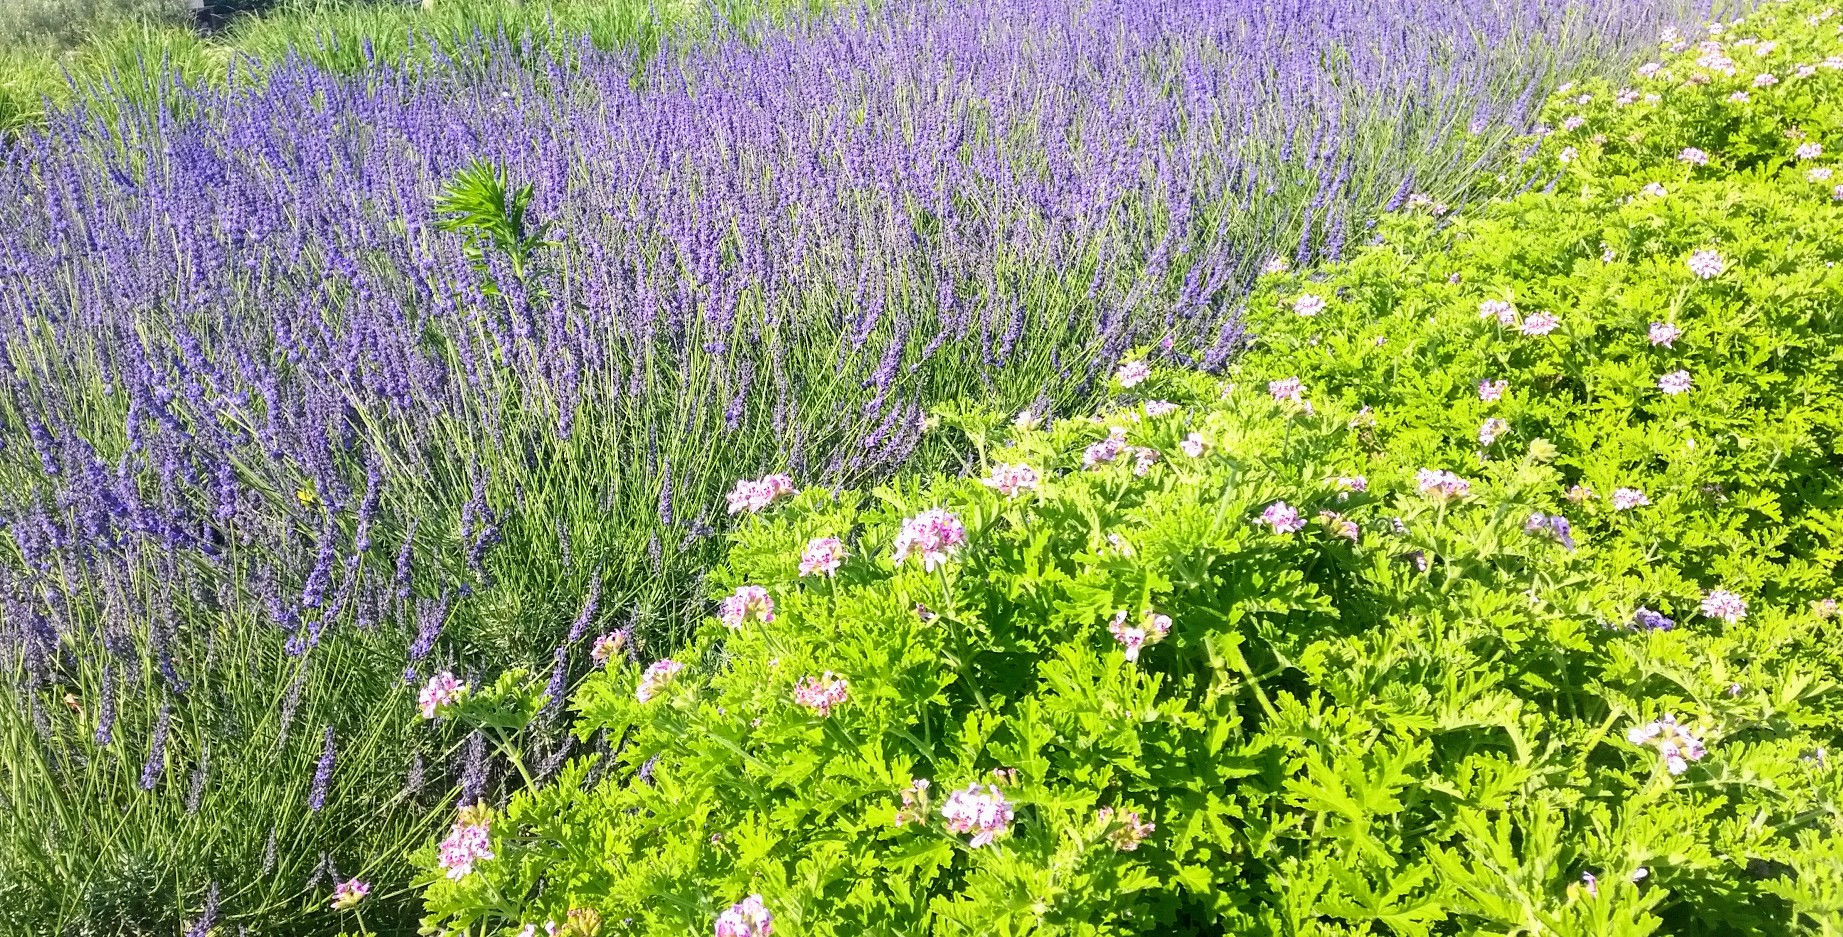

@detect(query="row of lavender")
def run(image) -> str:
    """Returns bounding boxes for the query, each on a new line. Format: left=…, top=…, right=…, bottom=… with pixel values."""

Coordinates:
left=0, top=0, right=1720, bottom=930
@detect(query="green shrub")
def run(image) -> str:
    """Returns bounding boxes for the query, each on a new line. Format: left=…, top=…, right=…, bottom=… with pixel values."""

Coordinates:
left=407, top=2, right=1843, bottom=934
left=413, top=370, right=1840, bottom=934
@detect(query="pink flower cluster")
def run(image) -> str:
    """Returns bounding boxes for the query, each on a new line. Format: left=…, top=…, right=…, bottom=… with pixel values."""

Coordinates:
left=590, top=629, right=630, bottom=666
left=1334, top=475, right=1368, bottom=494
left=1116, top=359, right=1152, bottom=388
left=1142, top=399, right=1180, bottom=418
left=1108, top=609, right=1172, bottom=662
left=941, top=783, right=1014, bottom=847
left=1268, top=376, right=1303, bottom=403
left=982, top=463, right=1041, bottom=499
left=1520, top=311, right=1560, bottom=336
left=1626, top=714, right=1709, bottom=775
left=1179, top=433, right=1209, bottom=458
left=714, top=895, right=773, bottom=937
left=418, top=672, right=466, bottom=720
left=1796, top=141, right=1824, bottom=160
left=792, top=672, right=849, bottom=716
left=1611, top=488, right=1650, bottom=511
left=719, top=585, right=775, bottom=630
left=635, top=659, right=685, bottom=703
left=892, top=508, right=967, bottom=571
left=1130, top=447, right=1159, bottom=477
left=1097, top=807, right=1156, bottom=851
left=1416, top=468, right=1471, bottom=500
left=1479, top=299, right=1518, bottom=326
left=437, top=811, right=495, bottom=880
left=330, top=878, right=369, bottom=911
left=799, top=537, right=847, bottom=577
left=1318, top=511, right=1360, bottom=541
left=1701, top=589, right=1747, bottom=623
left=1648, top=321, right=1682, bottom=346
left=1658, top=370, right=1693, bottom=395
left=1478, top=379, right=1507, bottom=402
left=1259, top=501, right=1305, bottom=534
left=1083, top=427, right=1129, bottom=467
left=1678, top=146, right=1710, bottom=165
left=726, top=473, right=797, bottom=515
left=1293, top=293, right=1327, bottom=317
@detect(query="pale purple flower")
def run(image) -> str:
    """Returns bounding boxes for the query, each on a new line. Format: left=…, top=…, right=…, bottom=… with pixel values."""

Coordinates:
left=1083, top=427, right=1129, bottom=467
left=719, top=585, right=774, bottom=630
left=1334, top=475, right=1368, bottom=494
left=1581, top=872, right=1599, bottom=897
left=714, top=895, right=773, bottom=937
left=1108, top=610, right=1172, bottom=661
left=1658, top=370, right=1693, bottom=395
left=1637, top=61, right=1662, bottom=78
left=1479, top=299, right=1517, bottom=326
left=418, top=672, right=466, bottom=720
left=1558, top=146, right=1578, bottom=163
left=1478, top=418, right=1509, bottom=446
left=1292, top=293, right=1327, bottom=317
left=1524, top=512, right=1576, bottom=550
left=1179, top=433, right=1208, bottom=458
left=1566, top=484, right=1595, bottom=504
left=1626, top=713, right=1708, bottom=775
left=1809, top=167, right=1834, bottom=182
left=792, top=673, right=849, bottom=716
left=1701, top=589, right=1747, bottom=623
left=1130, top=447, right=1159, bottom=477
left=1116, top=360, right=1152, bottom=388
left=1520, top=311, right=1560, bottom=336
left=1834, top=184, right=1843, bottom=201
left=1687, top=250, right=1726, bottom=279
left=1318, top=511, right=1360, bottom=541
left=1142, top=399, right=1180, bottom=418
left=591, top=629, right=629, bottom=666
left=1728, top=91, right=1751, bottom=104
left=799, top=537, right=848, bottom=576
left=1097, top=807, right=1155, bottom=851
left=331, top=878, right=369, bottom=911
left=1753, top=72, right=1778, bottom=87
left=1616, top=88, right=1640, bottom=106
left=1796, top=142, right=1824, bottom=160
left=1416, top=468, right=1471, bottom=500
left=1648, top=322, right=1682, bottom=346
left=1478, top=379, right=1507, bottom=402
left=1640, top=182, right=1668, bottom=197
left=1678, top=147, right=1710, bottom=165
left=982, top=463, right=1040, bottom=499
left=1268, top=377, right=1303, bottom=403
left=1261, top=256, right=1290, bottom=275
left=1013, top=409, right=1041, bottom=432
left=1561, top=116, right=1585, bottom=132
left=635, top=659, right=685, bottom=703
left=437, top=814, right=495, bottom=880
left=941, top=783, right=1014, bottom=847
left=1632, top=607, right=1675, bottom=631
left=1259, top=501, right=1305, bottom=534
left=1611, top=487, right=1650, bottom=511
left=892, top=508, right=967, bottom=571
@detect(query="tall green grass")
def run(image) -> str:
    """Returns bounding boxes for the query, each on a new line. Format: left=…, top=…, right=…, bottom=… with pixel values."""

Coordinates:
left=0, top=0, right=834, bottom=138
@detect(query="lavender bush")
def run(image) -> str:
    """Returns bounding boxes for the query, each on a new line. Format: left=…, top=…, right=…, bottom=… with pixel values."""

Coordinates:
left=0, top=0, right=1725, bottom=930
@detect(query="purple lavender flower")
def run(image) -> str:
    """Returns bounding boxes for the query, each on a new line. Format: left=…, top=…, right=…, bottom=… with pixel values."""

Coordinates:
left=1632, top=607, right=1675, bottom=631
left=309, top=726, right=336, bottom=812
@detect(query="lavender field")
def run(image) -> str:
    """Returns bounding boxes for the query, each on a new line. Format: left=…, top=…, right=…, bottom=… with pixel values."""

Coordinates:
left=0, top=0, right=1731, bottom=931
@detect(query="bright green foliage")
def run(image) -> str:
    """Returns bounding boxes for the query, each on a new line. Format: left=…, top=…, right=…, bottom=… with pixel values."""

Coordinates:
left=417, top=369, right=1840, bottom=936
left=1234, top=0, right=1843, bottom=653
left=413, top=3, right=1843, bottom=934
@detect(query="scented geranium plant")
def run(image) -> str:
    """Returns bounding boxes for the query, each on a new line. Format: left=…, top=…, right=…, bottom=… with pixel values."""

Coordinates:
left=414, top=366, right=1841, bottom=935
